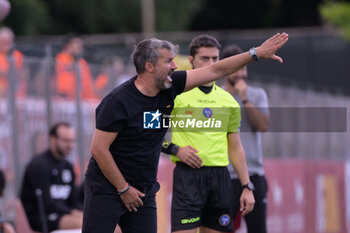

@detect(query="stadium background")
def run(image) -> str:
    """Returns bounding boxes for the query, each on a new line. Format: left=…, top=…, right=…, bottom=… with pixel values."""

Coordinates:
left=0, top=0, right=350, bottom=232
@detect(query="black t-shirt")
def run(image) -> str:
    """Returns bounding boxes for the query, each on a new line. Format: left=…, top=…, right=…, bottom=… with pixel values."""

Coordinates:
left=87, top=71, right=186, bottom=189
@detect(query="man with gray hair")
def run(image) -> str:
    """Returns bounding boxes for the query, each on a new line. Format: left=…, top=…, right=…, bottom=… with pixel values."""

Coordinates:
left=82, top=34, right=288, bottom=233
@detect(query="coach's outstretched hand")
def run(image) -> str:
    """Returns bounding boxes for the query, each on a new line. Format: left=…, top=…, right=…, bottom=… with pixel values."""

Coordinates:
left=120, top=186, right=145, bottom=212
left=240, top=189, right=255, bottom=216
left=257, top=32, right=289, bottom=63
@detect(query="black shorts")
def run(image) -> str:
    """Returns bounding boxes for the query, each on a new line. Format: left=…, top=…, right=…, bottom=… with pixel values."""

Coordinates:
left=171, top=162, right=234, bottom=232
left=82, top=169, right=160, bottom=233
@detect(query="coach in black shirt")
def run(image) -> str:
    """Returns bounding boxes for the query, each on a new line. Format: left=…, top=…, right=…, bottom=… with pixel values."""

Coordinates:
left=83, top=34, right=288, bottom=233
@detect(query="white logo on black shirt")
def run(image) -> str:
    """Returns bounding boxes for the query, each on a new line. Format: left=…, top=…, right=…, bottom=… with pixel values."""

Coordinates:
left=50, top=185, right=71, bottom=199
left=62, top=169, right=72, bottom=183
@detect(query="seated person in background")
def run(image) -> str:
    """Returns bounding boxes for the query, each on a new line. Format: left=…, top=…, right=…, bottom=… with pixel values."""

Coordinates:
left=0, top=170, right=16, bottom=233
left=20, top=122, right=82, bottom=232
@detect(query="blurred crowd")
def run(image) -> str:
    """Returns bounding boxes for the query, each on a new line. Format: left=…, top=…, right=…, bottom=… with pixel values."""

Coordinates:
left=0, top=27, right=133, bottom=101
left=0, top=26, right=130, bottom=233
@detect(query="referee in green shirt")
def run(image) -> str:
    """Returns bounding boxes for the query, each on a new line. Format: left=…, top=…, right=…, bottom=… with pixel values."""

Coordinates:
left=162, top=35, right=255, bottom=233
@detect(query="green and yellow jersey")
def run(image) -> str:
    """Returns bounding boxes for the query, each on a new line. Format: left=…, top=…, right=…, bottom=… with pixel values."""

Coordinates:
left=171, top=83, right=241, bottom=166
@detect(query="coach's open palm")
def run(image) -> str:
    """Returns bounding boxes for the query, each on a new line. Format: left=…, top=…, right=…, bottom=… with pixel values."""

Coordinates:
left=257, top=32, right=289, bottom=63
left=240, top=189, right=255, bottom=216
left=120, top=186, right=145, bottom=212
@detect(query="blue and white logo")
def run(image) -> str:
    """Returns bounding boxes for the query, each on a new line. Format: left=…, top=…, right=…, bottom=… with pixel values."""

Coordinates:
left=203, top=108, right=213, bottom=118
left=219, top=214, right=230, bottom=226
left=143, top=110, right=162, bottom=129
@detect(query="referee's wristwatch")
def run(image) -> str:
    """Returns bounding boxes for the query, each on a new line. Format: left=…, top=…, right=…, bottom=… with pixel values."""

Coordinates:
left=249, top=47, right=259, bottom=61
left=242, top=181, right=255, bottom=191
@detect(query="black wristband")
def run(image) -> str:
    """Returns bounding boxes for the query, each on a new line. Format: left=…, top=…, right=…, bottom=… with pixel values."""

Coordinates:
left=162, top=140, right=180, bottom=155
left=170, top=143, right=180, bottom=155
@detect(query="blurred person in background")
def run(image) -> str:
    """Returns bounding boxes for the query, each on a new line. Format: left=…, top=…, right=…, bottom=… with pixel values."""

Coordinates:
left=54, top=34, right=97, bottom=100
left=83, top=33, right=288, bottom=233
left=95, top=56, right=129, bottom=98
left=0, top=27, right=26, bottom=97
left=0, top=170, right=16, bottom=233
left=30, top=130, right=49, bottom=158
left=0, top=0, right=10, bottom=21
left=222, top=45, right=269, bottom=233
left=20, top=122, right=83, bottom=232
left=162, top=35, right=254, bottom=233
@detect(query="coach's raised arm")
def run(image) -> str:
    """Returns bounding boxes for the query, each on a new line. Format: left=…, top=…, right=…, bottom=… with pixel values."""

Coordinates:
left=184, top=32, right=288, bottom=91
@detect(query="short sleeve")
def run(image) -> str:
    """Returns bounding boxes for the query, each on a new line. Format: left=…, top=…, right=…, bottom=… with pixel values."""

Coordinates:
left=96, top=95, right=127, bottom=132
left=228, top=105, right=241, bottom=133
left=171, top=71, right=187, bottom=96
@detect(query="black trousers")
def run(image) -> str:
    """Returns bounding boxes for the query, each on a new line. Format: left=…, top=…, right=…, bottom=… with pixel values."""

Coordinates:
left=82, top=170, right=159, bottom=233
left=232, top=175, right=268, bottom=233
